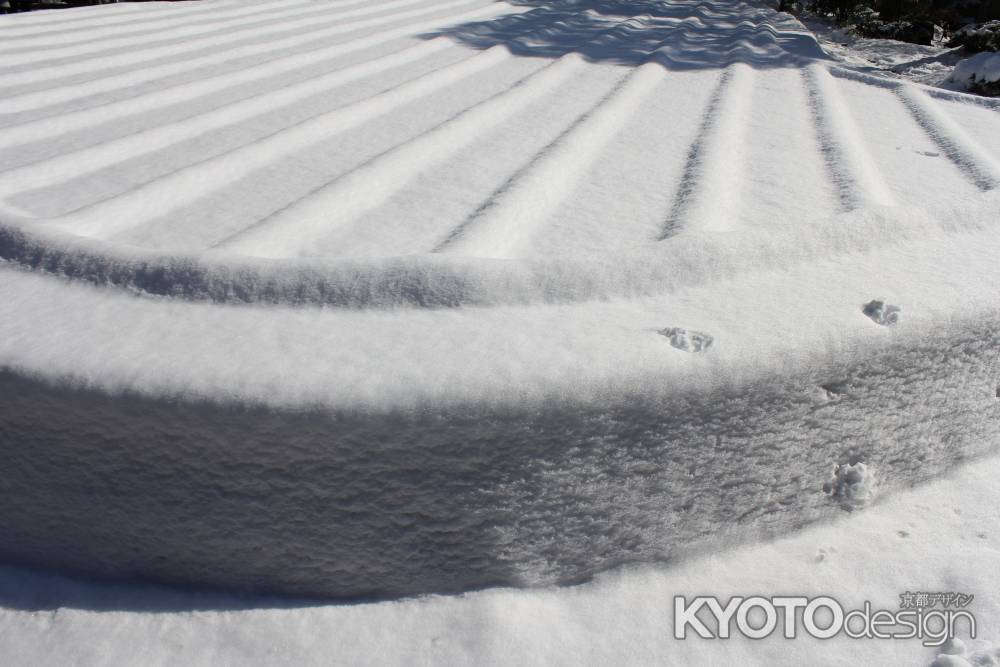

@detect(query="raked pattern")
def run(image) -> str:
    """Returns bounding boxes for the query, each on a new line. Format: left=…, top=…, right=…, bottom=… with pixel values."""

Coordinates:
left=1, top=0, right=998, bottom=306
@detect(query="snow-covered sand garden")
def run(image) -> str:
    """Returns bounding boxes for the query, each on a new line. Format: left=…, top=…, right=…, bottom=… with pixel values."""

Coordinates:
left=2, top=0, right=1000, bottom=663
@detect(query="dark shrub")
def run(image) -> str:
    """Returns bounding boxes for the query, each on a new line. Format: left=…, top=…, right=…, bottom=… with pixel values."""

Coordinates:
left=946, top=20, right=1000, bottom=50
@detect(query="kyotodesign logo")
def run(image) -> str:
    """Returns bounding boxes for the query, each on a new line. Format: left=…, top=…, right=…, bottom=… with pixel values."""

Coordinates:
left=673, top=594, right=976, bottom=647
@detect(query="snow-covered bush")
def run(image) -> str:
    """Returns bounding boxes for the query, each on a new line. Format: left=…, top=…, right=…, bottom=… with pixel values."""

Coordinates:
left=948, top=51, right=1000, bottom=94
left=777, top=0, right=805, bottom=15
left=946, top=20, right=1000, bottom=51
left=807, top=1, right=935, bottom=44
left=875, top=0, right=935, bottom=22
left=851, top=6, right=936, bottom=44
left=808, top=0, right=998, bottom=45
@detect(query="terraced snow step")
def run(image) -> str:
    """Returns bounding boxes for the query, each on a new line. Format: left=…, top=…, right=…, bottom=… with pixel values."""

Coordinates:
left=2, top=0, right=1000, bottom=599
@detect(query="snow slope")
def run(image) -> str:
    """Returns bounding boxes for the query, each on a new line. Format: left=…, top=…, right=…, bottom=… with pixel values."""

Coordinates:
left=2, top=0, right=1000, bottom=606
left=3, top=450, right=1000, bottom=666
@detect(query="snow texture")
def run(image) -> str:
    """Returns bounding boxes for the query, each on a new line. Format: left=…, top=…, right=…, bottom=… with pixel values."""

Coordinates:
left=1, top=0, right=1000, bottom=608
left=950, top=51, right=1000, bottom=87
left=4, top=449, right=1000, bottom=666
left=800, top=12, right=967, bottom=89
left=929, top=638, right=1000, bottom=667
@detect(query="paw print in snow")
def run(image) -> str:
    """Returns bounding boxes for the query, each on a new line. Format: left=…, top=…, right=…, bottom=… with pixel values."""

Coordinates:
left=823, top=462, right=878, bottom=509
left=658, top=327, right=713, bottom=352
left=929, top=638, right=1000, bottom=667
left=863, top=299, right=900, bottom=326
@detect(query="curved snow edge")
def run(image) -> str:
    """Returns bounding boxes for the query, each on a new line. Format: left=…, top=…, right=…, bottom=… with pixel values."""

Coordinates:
left=1, top=193, right=997, bottom=309
left=2, top=313, right=998, bottom=599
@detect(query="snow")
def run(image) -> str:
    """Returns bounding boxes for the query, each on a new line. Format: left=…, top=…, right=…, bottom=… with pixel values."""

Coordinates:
left=862, top=299, right=900, bottom=326
left=823, top=461, right=879, bottom=508
left=800, top=11, right=1000, bottom=95
left=2, top=0, right=1000, bottom=661
left=657, top=327, right=714, bottom=352
left=800, top=12, right=967, bottom=88
left=949, top=51, right=1000, bottom=89
left=4, top=450, right=1000, bottom=666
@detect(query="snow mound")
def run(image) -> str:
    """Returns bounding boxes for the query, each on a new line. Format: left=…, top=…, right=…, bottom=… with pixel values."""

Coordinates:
left=948, top=51, right=1000, bottom=92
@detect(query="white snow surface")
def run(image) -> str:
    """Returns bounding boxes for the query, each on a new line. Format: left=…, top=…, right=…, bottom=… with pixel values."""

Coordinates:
left=800, top=13, right=967, bottom=88
left=949, top=51, right=1000, bottom=89
left=3, top=450, right=1000, bottom=666
left=0, top=0, right=998, bottom=410
left=2, top=0, right=1000, bottom=654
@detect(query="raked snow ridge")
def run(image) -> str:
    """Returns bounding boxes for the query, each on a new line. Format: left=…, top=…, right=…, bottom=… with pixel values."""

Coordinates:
left=0, top=0, right=997, bottom=306
left=2, top=0, right=1000, bottom=599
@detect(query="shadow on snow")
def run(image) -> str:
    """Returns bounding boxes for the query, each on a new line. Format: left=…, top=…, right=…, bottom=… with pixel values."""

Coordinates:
left=421, top=0, right=830, bottom=70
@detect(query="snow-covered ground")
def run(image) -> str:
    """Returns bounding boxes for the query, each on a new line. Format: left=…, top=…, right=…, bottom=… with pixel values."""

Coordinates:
left=800, top=12, right=969, bottom=88
left=3, top=452, right=1000, bottom=666
left=2, top=0, right=1000, bottom=663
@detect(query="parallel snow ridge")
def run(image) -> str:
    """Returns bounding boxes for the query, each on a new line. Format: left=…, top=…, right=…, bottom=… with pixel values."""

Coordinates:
left=0, top=0, right=495, bottom=113
left=660, top=62, right=755, bottom=237
left=1, top=0, right=999, bottom=307
left=436, top=57, right=666, bottom=258
left=802, top=63, right=896, bottom=209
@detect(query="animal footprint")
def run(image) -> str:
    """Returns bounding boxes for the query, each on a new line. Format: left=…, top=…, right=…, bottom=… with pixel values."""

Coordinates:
left=658, top=327, right=713, bottom=352
left=863, top=299, right=900, bottom=326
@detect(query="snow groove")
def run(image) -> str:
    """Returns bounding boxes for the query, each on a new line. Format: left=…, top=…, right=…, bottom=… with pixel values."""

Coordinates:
left=659, top=63, right=755, bottom=239
left=435, top=60, right=666, bottom=258
left=0, top=0, right=998, bottom=306
left=801, top=63, right=896, bottom=210
left=0, top=0, right=238, bottom=37
left=895, top=84, right=1000, bottom=191
left=0, top=0, right=323, bottom=63
left=216, top=53, right=588, bottom=258
left=35, top=47, right=520, bottom=239
left=0, top=38, right=457, bottom=200
left=0, top=3, right=506, bottom=149
left=0, top=0, right=435, bottom=89
left=0, top=0, right=378, bottom=50
left=22, top=7, right=629, bottom=245
left=0, top=0, right=493, bottom=114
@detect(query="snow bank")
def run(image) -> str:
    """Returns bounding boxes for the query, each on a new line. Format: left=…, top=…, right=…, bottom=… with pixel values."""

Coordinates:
left=2, top=308, right=999, bottom=598
left=4, top=449, right=1000, bottom=666
left=948, top=51, right=1000, bottom=91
